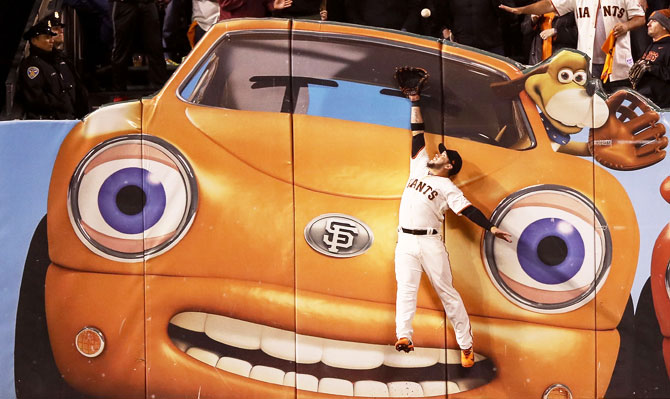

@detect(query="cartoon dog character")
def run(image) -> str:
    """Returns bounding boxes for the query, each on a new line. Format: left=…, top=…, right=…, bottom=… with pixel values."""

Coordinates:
left=494, top=49, right=667, bottom=170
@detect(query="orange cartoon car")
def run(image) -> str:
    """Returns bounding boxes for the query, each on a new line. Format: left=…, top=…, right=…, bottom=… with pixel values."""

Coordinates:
left=15, top=19, right=654, bottom=399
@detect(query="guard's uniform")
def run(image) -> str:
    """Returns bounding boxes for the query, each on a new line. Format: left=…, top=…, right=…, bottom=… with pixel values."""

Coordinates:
left=18, top=46, right=79, bottom=119
left=550, top=0, right=644, bottom=82
left=395, top=134, right=473, bottom=350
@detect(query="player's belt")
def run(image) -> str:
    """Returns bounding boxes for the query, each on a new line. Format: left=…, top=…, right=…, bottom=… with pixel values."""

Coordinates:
left=400, top=228, right=438, bottom=235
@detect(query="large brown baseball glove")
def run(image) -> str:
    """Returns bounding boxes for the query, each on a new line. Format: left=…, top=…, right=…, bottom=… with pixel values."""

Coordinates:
left=589, top=91, right=667, bottom=170
left=394, top=66, right=429, bottom=97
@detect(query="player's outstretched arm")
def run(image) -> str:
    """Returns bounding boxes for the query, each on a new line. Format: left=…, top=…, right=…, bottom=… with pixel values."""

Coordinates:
left=490, top=226, right=513, bottom=243
left=461, top=206, right=513, bottom=243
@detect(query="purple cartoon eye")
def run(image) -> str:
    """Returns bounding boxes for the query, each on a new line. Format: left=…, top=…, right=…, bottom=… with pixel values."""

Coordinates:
left=97, top=167, right=167, bottom=235
left=68, top=135, right=197, bottom=261
left=483, top=185, right=611, bottom=313
left=517, top=218, right=585, bottom=285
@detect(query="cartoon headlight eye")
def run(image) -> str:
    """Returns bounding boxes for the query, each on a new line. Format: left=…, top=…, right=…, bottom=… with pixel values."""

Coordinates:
left=483, top=185, right=612, bottom=313
left=557, top=68, right=574, bottom=84
left=573, top=70, right=587, bottom=86
left=68, top=135, right=197, bottom=261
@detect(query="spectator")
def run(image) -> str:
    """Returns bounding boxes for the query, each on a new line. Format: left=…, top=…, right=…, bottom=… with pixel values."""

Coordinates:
left=43, top=11, right=66, bottom=51
left=189, top=0, right=220, bottom=46
left=500, top=0, right=646, bottom=92
left=272, top=0, right=327, bottom=20
left=62, top=0, right=113, bottom=89
left=163, top=0, right=192, bottom=64
left=218, top=0, right=292, bottom=20
left=439, top=0, right=510, bottom=56
left=629, top=9, right=670, bottom=107
left=523, top=12, right=577, bottom=64
left=343, top=0, right=423, bottom=33
left=110, top=0, right=169, bottom=92
left=18, top=21, right=89, bottom=119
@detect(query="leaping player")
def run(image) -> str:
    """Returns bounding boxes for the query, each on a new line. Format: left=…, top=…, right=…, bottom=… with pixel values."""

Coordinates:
left=393, top=67, right=513, bottom=368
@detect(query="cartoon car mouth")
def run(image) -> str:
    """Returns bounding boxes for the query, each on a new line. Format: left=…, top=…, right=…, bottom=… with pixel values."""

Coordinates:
left=168, top=312, right=496, bottom=397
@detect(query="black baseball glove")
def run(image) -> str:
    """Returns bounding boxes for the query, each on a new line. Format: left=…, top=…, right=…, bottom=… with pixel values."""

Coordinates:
left=394, top=66, right=429, bottom=97
left=629, top=59, right=650, bottom=90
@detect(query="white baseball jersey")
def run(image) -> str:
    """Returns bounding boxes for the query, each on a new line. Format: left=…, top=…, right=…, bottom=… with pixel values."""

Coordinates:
left=551, top=0, right=645, bottom=81
left=394, top=143, right=474, bottom=350
left=397, top=147, right=471, bottom=231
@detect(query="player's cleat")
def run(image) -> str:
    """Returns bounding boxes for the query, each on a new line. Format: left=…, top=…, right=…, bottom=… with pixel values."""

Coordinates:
left=395, top=337, right=414, bottom=353
left=461, top=346, right=474, bottom=368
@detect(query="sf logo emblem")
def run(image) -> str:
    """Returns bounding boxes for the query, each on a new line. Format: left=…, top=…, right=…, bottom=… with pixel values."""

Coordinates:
left=323, top=220, right=359, bottom=253
left=304, top=214, right=374, bottom=258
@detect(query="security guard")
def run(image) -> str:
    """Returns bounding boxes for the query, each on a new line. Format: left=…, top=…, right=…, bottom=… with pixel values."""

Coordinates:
left=17, top=20, right=89, bottom=119
left=43, top=11, right=91, bottom=116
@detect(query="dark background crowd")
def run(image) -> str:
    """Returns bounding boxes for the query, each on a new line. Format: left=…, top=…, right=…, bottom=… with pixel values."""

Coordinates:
left=2, top=0, right=670, bottom=119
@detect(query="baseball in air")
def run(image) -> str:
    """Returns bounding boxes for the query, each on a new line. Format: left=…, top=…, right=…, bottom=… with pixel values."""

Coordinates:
left=421, top=8, right=431, bottom=18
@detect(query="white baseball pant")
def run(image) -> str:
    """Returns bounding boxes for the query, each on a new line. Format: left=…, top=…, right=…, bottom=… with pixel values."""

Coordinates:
left=394, top=232, right=473, bottom=350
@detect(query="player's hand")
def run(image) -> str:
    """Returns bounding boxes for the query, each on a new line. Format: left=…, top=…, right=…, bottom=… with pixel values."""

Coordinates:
left=589, top=90, right=667, bottom=170
left=540, top=28, right=556, bottom=40
left=491, top=226, right=512, bottom=243
left=499, top=4, right=521, bottom=14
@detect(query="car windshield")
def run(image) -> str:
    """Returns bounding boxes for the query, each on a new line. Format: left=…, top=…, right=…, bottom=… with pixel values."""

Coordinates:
left=180, top=31, right=534, bottom=150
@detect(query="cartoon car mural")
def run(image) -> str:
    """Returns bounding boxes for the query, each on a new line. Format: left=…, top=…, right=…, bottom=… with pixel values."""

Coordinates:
left=13, top=18, right=666, bottom=399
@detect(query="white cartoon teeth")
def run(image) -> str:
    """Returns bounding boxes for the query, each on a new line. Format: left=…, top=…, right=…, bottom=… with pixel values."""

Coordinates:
left=318, top=378, right=354, bottom=396
left=388, top=381, right=424, bottom=396
left=186, top=347, right=218, bottom=367
left=216, top=357, right=252, bottom=377
left=205, top=314, right=262, bottom=349
left=284, top=372, right=319, bottom=391
left=296, top=334, right=323, bottom=364
left=170, top=311, right=206, bottom=331
left=169, top=312, right=493, bottom=397
left=420, top=381, right=447, bottom=396
left=260, top=325, right=296, bottom=361
left=353, top=380, right=389, bottom=396
left=383, top=347, right=441, bottom=368
left=321, top=338, right=385, bottom=369
left=250, top=365, right=285, bottom=384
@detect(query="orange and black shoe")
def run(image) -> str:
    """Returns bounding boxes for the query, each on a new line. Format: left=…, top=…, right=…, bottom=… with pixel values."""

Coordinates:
left=461, top=346, right=474, bottom=368
left=394, top=337, right=414, bottom=353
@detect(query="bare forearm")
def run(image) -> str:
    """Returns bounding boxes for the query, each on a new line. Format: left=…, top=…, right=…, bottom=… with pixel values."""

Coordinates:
left=500, top=0, right=554, bottom=16
left=410, top=94, right=424, bottom=137
left=627, top=15, right=645, bottom=31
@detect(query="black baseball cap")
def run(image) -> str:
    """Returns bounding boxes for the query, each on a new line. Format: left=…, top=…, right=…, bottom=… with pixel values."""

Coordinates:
left=23, top=20, right=57, bottom=40
left=438, top=143, right=462, bottom=176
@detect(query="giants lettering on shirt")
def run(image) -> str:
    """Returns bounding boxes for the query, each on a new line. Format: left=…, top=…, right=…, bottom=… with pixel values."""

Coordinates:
left=576, top=6, right=625, bottom=19
left=407, top=178, right=438, bottom=200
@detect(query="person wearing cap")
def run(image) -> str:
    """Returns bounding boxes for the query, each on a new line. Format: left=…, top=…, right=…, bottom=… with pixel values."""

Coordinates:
left=110, top=0, right=169, bottom=92
left=500, top=0, right=646, bottom=92
left=17, top=20, right=87, bottom=119
left=43, top=11, right=65, bottom=51
left=392, top=75, right=512, bottom=368
left=629, top=9, right=670, bottom=107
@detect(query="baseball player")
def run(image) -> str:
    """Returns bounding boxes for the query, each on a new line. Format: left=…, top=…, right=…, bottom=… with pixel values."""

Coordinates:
left=393, top=67, right=512, bottom=368
left=499, top=0, right=644, bottom=90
